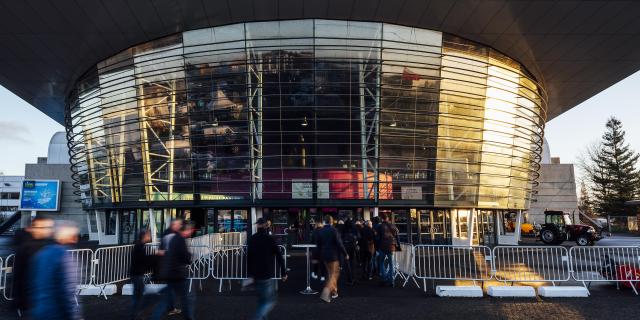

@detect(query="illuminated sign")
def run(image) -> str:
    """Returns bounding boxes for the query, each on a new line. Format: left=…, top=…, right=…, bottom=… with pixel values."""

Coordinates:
left=19, top=180, right=61, bottom=211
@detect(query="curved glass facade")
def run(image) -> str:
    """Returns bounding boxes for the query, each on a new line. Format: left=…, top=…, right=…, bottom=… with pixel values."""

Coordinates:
left=67, top=20, right=546, bottom=210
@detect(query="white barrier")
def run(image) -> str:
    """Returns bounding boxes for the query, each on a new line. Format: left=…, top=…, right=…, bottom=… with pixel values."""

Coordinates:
left=212, top=244, right=287, bottom=292
left=2, top=254, right=14, bottom=300
left=414, top=245, right=493, bottom=281
left=492, top=246, right=571, bottom=283
left=570, top=246, right=640, bottom=295
left=394, top=243, right=419, bottom=288
left=93, top=245, right=134, bottom=298
left=0, top=256, right=4, bottom=300
left=68, top=249, right=95, bottom=287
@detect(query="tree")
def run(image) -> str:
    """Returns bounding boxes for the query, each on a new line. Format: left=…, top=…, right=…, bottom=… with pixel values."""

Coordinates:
left=581, top=117, right=640, bottom=214
left=578, top=180, right=594, bottom=215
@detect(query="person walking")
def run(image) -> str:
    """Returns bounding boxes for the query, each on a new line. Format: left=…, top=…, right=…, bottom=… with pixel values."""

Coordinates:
left=310, top=220, right=326, bottom=281
left=339, top=219, right=358, bottom=286
left=152, top=222, right=195, bottom=320
left=158, top=219, right=183, bottom=316
left=130, top=230, right=155, bottom=320
left=247, top=218, right=288, bottom=320
left=316, top=215, right=348, bottom=303
left=29, top=222, right=82, bottom=320
left=358, top=220, right=375, bottom=280
left=375, top=214, right=400, bottom=287
left=12, top=217, right=53, bottom=317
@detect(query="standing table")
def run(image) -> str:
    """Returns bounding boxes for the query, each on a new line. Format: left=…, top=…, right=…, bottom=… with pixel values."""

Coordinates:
left=291, top=244, right=318, bottom=294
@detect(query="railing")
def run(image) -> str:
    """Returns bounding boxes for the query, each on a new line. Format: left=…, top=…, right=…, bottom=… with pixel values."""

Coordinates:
left=93, top=245, right=134, bottom=297
left=394, top=243, right=419, bottom=288
left=212, top=244, right=287, bottom=292
left=492, top=246, right=571, bottom=283
left=569, top=246, right=640, bottom=294
left=2, top=254, right=14, bottom=300
left=414, top=245, right=493, bottom=281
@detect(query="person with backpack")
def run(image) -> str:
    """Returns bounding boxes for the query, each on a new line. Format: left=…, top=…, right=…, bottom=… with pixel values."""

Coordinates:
left=375, top=214, right=400, bottom=287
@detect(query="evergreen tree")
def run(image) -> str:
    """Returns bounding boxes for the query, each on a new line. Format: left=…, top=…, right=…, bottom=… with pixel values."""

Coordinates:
left=578, top=180, right=594, bottom=215
left=583, top=117, right=640, bottom=214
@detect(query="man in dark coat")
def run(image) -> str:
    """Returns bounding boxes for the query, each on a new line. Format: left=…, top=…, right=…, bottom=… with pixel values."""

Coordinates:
left=12, top=217, right=53, bottom=317
left=152, top=222, right=194, bottom=320
left=375, top=214, right=400, bottom=286
left=358, top=220, right=376, bottom=280
left=316, top=215, right=348, bottom=303
left=247, top=218, right=288, bottom=320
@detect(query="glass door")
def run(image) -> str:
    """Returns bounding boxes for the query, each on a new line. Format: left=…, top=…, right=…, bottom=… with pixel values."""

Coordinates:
left=120, top=210, right=137, bottom=244
left=451, top=209, right=471, bottom=246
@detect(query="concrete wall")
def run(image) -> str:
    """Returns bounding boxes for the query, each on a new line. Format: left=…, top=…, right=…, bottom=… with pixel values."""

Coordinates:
left=23, top=163, right=86, bottom=235
left=529, top=163, right=578, bottom=225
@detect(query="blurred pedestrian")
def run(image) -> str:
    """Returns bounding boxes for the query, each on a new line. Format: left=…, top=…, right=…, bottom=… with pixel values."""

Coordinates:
left=247, top=218, right=288, bottom=320
left=310, top=220, right=325, bottom=281
left=130, top=230, right=155, bottom=320
left=12, top=217, right=53, bottom=317
left=371, top=216, right=381, bottom=276
left=152, top=221, right=195, bottom=320
left=317, top=215, right=348, bottom=303
left=158, top=219, right=183, bottom=316
left=29, top=222, right=81, bottom=320
left=358, top=220, right=375, bottom=280
left=375, top=214, right=400, bottom=287
left=339, top=219, right=358, bottom=286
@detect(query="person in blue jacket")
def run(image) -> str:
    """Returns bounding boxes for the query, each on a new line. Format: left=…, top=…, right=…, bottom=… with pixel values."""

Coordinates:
left=29, top=222, right=82, bottom=320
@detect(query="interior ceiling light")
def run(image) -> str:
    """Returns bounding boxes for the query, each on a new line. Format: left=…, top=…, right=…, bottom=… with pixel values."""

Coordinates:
left=301, top=116, right=308, bottom=127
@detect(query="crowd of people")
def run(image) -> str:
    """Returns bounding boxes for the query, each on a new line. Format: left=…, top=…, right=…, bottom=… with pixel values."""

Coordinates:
left=311, top=213, right=401, bottom=303
left=8, top=213, right=397, bottom=319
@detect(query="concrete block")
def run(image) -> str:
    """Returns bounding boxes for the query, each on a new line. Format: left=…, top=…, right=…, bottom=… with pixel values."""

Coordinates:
left=436, top=286, right=484, bottom=297
left=77, top=284, right=117, bottom=296
left=487, top=286, right=536, bottom=298
left=121, top=283, right=166, bottom=295
left=538, top=286, right=590, bottom=297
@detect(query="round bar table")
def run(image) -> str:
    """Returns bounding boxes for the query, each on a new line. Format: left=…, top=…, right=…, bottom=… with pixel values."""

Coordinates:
left=292, top=244, right=318, bottom=294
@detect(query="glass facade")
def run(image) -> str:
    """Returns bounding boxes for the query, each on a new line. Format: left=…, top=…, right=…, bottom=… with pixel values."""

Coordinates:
left=67, top=20, right=546, bottom=211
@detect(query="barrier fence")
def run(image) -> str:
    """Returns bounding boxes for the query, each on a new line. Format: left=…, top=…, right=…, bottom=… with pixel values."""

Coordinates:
left=569, top=246, right=640, bottom=294
left=492, top=246, right=571, bottom=283
left=2, top=241, right=639, bottom=300
left=212, top=244, right=287, bottom=292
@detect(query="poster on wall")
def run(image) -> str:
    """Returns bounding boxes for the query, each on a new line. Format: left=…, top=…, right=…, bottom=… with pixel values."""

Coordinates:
left=292, top=180, right=313, bottom=199
left=401, top=186, right=422, bottom=200
left=18, top=179, right=61, bottom=211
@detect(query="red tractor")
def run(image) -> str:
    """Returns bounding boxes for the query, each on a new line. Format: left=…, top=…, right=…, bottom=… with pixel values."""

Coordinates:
left=539, top=210, right=601, bottom=246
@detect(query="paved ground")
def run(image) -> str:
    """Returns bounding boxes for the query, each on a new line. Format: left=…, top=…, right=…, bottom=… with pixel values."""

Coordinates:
left=1, top=254, right=639, bottom=320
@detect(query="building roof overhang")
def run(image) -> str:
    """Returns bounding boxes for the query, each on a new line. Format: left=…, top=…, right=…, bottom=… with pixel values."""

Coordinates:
left=1, top=0, right=640, bottom=124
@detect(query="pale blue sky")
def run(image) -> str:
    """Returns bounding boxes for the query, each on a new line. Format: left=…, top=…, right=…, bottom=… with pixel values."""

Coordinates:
left=0, top=71, right=639, bottom=177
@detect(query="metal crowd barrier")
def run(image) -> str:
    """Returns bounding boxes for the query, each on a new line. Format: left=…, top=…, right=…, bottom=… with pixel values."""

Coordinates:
left=0, top=256, right=5, bottom=300
left=2, top=254, right=14, bottom=300
left=414, top=244, right=493, bottom=292
left=492, top=246, right=571, bottom=284
left=68, top=249, right=95, bottom=287
left=394, top=243, right=419, bottom=288
left=570, top=246, right=640, bottom=295
left=212, top=244, right=287, bottom=292
left=92, top=245, right=134, bottom=298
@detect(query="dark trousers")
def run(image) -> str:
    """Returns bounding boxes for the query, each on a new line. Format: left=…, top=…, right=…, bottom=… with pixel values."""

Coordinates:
left=152, top=280, right=194, bottom=320
left=130, top=275, right=151, bottom=320
left=343, top=245, right=356, bottom=283
left=252, top=279, right=277, bottom=320
left=359, top=250, right=373, bottom=279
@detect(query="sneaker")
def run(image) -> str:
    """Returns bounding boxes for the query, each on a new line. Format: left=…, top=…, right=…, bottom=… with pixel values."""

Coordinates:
left=167, top=308, right=182, bottom=316
left=331, top=293, right=339, bottom=299
left=311, top=272, right=318, bottom=280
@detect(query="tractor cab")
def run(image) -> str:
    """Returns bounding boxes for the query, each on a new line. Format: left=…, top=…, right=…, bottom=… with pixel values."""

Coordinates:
left=539, top=210, right=600, bottom=246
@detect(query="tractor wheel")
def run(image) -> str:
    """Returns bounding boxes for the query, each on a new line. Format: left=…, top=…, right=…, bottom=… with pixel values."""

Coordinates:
left=576, top=235, right=590, bottom=246
left=540, top=229, right=557, bottom=245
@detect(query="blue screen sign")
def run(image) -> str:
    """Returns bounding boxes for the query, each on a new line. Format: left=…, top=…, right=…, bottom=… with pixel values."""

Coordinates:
left=19, top=180, right=61, bottom=211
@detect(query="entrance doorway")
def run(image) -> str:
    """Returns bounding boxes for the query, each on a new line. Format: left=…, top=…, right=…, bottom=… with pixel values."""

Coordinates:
left=416, top=209, right=449, bottom=244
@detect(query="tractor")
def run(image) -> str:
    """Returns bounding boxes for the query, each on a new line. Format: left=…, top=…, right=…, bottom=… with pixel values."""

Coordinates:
left=539, top=210, right=601, bottom=246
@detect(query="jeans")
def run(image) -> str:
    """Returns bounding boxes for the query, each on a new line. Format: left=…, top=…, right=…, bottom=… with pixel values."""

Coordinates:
left=378, top=251, right=395, bottom=284
left=130, top=275, right=150, bottom=319
left=252, top=279, right=277, bottom=320
left=152, top=280, right=194, bottom=320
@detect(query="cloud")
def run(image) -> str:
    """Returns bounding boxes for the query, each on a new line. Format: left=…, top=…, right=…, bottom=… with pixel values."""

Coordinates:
left=0, top=121, right=32, bottom=143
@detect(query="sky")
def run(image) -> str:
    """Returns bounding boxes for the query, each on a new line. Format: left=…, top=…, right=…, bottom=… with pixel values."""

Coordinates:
left=0, top=71, right=639, bottom=177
